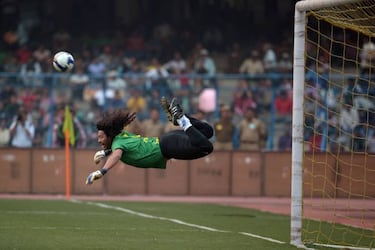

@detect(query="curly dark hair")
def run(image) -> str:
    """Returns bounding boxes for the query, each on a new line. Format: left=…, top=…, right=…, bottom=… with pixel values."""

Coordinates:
left=96, top=110, right=136, bottom=139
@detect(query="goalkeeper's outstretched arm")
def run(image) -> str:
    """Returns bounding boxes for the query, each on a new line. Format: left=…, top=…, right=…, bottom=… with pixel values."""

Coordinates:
left=86, top=149, right=122, bottom=185
left=93, top=149, right=112, bottom=164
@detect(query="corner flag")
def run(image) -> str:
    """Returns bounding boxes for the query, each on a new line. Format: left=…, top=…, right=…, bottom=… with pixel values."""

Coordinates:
left=63, top=105, right=74, bottom=200
left=63, top=106, right=75, bottom=146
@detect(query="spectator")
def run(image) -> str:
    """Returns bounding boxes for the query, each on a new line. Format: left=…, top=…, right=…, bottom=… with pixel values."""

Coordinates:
left=126, top=88, right=147, bottom=120
left=141, top=108, right=164, bottom=138
left=147, top=89, right=162, bottom=111
left=56, top=107, right=87, bottom=148
left=106, top=70, right=127, bottom=94
left=194, top=49, right=216, bottom=76
left=340, top=103, right=359, bottom=133
left=238, top=107, right=267, bottom=151
left=145, top=57, right=170, bottom=96
left=226, top=42, right=242, bottom=73
left=108, top=90, right=126, bottom=109
left=93, top=85, right=115, bottom=109
left=19, top=57, right=42, bottom=86
left=308, top=126, right=323, bottom=152
left=360, top=37, right=375, bottom=74
left=19, top=87, right=37, bottom=112
left=278, top=126, right=292, bottom=151
left=15, top=44, right=32, bottom=64
left=163, top=51, right=187, bottom=74
left=4, top=94, right=20, bottom=120
left=353, top=124, right=367, bottom=152
left=214, top=104, right=236, bottom=150
left=87, top=56, right=106, bottom=76
left=232, top=80, right=257, bottom=119
left=9, top=109, right=35, bottom=148
left=277, top=52, right=293, bottom=73
left=3, top=56, right=20, bottom=81
left=262, top=42, right=277, bottom=73
left=239, top=50, right=264, bottom=75
left=0, top=117, right=10, bottom=146
left=274, top=89, right=293, bottom=118
left=32, top=44, right=51, bottom=72
left=69, top=67, right=90, bottom=100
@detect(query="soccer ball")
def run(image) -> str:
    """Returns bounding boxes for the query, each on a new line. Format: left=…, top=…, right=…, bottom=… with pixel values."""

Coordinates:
left=52, top=51, right=74, bottom=72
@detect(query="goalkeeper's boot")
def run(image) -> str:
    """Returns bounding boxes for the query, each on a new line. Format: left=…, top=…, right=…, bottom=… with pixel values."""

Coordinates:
left=169, top=98, right=184, bottom=126
left=160, top=96, right=173, bottom=123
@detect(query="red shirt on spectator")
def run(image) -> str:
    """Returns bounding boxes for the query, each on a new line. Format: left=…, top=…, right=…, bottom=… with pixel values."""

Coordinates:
left=274, top=90, right=293, bottom=115
left=15, top=45, right=32, bottom=64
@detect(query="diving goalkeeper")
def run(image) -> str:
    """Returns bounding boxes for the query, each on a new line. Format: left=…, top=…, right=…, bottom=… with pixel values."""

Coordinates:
left=86, top=97, right=214, bottom=185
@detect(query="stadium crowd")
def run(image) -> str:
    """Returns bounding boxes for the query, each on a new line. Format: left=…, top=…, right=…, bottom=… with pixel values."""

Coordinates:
left=0, top=19, right=374, bottom=153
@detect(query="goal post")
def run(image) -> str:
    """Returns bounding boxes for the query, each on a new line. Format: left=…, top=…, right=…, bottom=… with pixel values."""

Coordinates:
left=291, top=0, right=375, bottom=248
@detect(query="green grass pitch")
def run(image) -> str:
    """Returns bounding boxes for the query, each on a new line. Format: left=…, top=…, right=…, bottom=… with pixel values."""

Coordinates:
left=0, top=198, right=347, bottom=250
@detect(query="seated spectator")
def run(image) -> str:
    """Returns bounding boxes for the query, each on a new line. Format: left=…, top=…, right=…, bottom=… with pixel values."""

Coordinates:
left=274, top=89, right=293, bottom=119
left=226, top=42, right=242, bottom=74
left=145, top=57, right=170, bottom=96
left=353, top=124, right=367, bottom=152
left=360, top=37, right=375, bottom=75
left=9, top=109, right=35, bottom=148
left=277, top=52, right=293, bottom=73
left=20, top=57, right=42, bottom=86
left=56, top=107, right=87, bottom=148
left=106, top=70, right=127, bottom=93
left=15, top=44, right=32, bottom=64
left=262, top=42, right=277, bottom=73
left=278, top=126, right=292, bottom=151
left=239, top=50, right=264, bottom=75
left=340, top=103, right=359, bottom=133
left=141, top=108, right=164, bottom=138
left=194, top=49, right=216, bottom=76
left=32, top=44, right=51, bottom=71
left=233, top=89, right=257, bottom=119
left=108, top=90, right=126, bottom=109
left=126, top=88, right=147, bottom=120
left=0, top=117, right=10, bottom=146
left=69, top=67, right=90, bottom=100
left=87, top=57, right=106, bottom=76
left=163, top=51, right=187, bottom=74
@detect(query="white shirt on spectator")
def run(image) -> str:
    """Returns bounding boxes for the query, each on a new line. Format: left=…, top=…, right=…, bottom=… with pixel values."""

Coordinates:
left=9, top=119, right=35, bottom=148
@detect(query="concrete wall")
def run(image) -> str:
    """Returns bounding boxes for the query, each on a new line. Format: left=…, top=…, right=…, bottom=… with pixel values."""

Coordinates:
left=0, top=149, right=374, bottom=197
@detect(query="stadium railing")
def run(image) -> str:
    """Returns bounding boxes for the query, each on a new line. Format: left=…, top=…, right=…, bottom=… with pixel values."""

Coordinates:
left=0, top=72, right=294, bottom=150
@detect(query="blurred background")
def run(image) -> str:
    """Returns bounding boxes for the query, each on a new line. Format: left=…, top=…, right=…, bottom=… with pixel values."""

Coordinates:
left=0, top=0, right=298, bottom=151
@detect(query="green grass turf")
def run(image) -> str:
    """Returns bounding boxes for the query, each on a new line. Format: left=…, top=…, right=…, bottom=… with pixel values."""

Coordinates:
left=0, top=199, right=370, bottom=250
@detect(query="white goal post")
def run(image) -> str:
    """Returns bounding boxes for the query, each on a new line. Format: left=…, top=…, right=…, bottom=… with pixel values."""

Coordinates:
left=291, top=0, right=375, bottom=248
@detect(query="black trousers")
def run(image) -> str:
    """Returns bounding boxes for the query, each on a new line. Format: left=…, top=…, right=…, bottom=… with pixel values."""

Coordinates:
left=160, top=117, right=214, bottom=160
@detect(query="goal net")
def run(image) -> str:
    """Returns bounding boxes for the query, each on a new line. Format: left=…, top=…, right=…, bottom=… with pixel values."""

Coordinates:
left=292, top=0, right=375, bottom=248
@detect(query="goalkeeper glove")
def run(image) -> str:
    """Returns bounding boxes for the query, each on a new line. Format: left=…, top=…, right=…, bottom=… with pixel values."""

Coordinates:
left=86, top=168, right=108, bottom=185
left=94, top=149, right=112, bottom=164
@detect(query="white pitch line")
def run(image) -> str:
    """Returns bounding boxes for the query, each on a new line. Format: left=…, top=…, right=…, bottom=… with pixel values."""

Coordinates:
left=72, top=200, right=286, bottom=245
left=75, top=200, right=227, bottom=232
left=239, top=232, right=286, bottom=244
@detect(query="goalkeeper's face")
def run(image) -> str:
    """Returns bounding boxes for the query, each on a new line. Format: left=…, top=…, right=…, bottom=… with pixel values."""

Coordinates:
left=97, top=130, right=111, bottom=149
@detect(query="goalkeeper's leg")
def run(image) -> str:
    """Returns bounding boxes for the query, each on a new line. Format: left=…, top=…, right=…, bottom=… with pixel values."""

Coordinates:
left=160, top=127, right=213, bottom=160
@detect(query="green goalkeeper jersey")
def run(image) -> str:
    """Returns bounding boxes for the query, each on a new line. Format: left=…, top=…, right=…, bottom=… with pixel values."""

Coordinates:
left=111, top=131, right=167, bottom=169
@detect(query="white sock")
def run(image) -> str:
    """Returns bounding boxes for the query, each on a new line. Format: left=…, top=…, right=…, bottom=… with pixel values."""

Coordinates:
left=177, top=115, right=192, bottom=131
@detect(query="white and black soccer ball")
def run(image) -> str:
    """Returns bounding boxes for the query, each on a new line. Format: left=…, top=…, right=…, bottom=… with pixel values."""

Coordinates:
left=52, top=51, right=74, bottom=72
